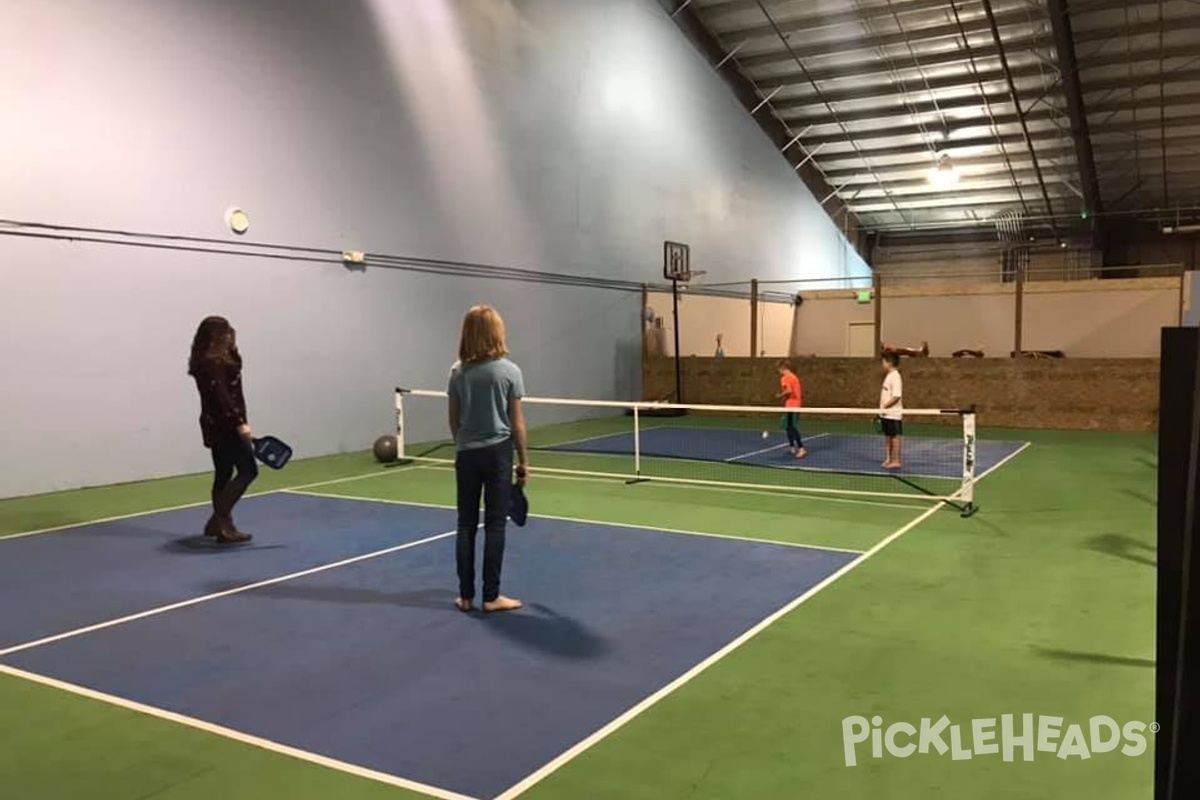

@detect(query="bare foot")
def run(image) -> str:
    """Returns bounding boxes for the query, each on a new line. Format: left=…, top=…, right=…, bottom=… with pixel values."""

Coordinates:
left=454, top=597, right=474, bottom=612
left=483, top=596, right=523, bottom=613
left=796, top=448, right=808, bottom=459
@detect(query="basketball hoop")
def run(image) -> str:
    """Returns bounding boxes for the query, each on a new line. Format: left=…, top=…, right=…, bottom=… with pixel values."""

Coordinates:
left=663, top=241, right=691, bottom=282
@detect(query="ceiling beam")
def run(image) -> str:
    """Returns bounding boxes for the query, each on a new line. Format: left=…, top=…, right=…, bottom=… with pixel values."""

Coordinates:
left=1046, top=0, right=1102, bottom=246
left=780, top=92, right=1034, bottom=126
left=730, top=10, right=1041, bottom=68
left=797, top=110, right=1061, bottom=147
left=823, top=144, right=1078, bottom=177
left=767, top=64, right=1059, bottom=111
left=1074, top=13, right=1200, bottom=47
left=779, top=86, right=1200, bottom=130
left=740, top=35, right=1045, bottom=79
left=700, top=0, right=998, bottom=39
left=1083, top=66, right=1200, bottom=95
left=759, top=56, right=1048, bottom=95
left=814, top=131, right=1075, bottom=161
left=846, top=168, right=1085, bottom=192
left=851, top=195, right=1078, bottom=214
left=657, top=0, right=859, bottom=238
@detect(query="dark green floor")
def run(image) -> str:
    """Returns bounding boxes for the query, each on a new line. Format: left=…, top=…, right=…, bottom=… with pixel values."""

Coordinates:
left=0, top=426, right=1156, bottom=799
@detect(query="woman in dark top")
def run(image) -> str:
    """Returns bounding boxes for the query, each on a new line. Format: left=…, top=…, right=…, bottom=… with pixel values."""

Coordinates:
left=188, top=316, right=256, bottom=544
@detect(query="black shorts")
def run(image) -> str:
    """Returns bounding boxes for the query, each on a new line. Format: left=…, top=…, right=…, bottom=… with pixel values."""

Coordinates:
left=881, top=419, right=903, bottom=437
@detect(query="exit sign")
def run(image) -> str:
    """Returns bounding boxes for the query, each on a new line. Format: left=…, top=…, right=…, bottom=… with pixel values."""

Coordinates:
left=856, top=291, right=873, bottom=303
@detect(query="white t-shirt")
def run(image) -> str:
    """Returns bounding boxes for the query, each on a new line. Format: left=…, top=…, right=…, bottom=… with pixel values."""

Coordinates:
left=880, top=370, right=903, bottom=420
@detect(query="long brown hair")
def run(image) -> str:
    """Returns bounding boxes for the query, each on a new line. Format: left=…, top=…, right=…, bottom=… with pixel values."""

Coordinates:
left=188, top=316, right=240, bottom=375
left=458, top=305, right=508, bottom=363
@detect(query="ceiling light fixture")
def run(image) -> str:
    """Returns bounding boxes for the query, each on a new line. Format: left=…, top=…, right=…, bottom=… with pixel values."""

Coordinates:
left=928, top=154, right=960, bottom=188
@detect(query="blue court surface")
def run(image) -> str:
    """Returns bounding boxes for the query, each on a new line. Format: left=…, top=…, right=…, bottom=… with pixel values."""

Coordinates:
left=0, top=492, right=857, bottom=800
left=546, top=426, right=1027, bottom=480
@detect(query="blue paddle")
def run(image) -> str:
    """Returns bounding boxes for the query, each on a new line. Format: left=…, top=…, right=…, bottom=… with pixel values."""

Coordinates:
left=509, top=483, right=529, bottom=527
left=253, top=436, right=293, bottom=469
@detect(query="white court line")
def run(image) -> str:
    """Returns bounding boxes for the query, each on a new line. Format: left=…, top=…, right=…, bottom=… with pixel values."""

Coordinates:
left=492, top=500, right=946, bottom=800
left=724, top=433, right=831, bottom=463
left=0, top=663, right=479, bottom=800
left=0, top=463, right=427, bottom=542
left=973, top=441, right=1032, bottom=482
left=535, top=423, right=672, bottom=450
left=283, top=489, right=867, bottom=556
left=493, top=432, right=1027, bottom=799
left=0, top=528, right=458, bottom=658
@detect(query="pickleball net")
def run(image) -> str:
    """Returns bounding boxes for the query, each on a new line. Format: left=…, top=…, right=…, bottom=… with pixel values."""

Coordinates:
left=394, top=388, right=984, bottom=514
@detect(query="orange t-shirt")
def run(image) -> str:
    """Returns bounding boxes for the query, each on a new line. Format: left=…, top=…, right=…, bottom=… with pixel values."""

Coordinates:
left=780, top=371, right=802, bottom=408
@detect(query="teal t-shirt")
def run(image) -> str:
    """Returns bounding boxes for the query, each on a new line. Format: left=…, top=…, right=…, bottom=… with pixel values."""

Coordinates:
left=447, top=357, right=525, bottom=450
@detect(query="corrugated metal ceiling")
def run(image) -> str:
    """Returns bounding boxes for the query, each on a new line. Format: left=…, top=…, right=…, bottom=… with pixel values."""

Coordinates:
left=671, top=0, right=1200, bottom=242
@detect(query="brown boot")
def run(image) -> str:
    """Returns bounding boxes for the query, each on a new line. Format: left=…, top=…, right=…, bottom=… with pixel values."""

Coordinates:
left=203, top=515, right=222, bottom=538
left=215, top=514, right=252, bottom=544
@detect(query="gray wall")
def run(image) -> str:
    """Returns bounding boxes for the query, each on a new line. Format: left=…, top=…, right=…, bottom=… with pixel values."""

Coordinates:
left=0, top=0, right=867, bottom=498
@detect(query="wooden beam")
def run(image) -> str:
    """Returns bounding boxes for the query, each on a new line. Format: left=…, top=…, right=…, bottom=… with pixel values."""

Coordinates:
left=750, top=279, right=759, bottom=358
left=1014, top=251, right=1026, bottom=356
left=641, top=284, right=649, bottom=388
left=873, top=272, right=883, bottom=358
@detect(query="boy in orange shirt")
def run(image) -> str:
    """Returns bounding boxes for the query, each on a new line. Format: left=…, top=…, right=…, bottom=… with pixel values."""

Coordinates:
left=777, top=360, right=807, bottom=458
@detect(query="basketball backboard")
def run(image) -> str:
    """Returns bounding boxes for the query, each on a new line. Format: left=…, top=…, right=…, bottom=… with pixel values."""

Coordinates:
left=663, top=241, right=690, bottom=282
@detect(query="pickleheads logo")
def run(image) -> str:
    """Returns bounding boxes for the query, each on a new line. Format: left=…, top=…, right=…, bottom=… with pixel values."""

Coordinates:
left=842, top=715, right=1157, bottom=767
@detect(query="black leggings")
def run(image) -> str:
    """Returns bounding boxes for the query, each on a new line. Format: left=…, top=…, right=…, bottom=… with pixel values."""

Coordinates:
left=211, top=431, right=259, bottom=518
left=454, top=441, right=513, bottom=603
left=785, top=413, right=804, bottom=449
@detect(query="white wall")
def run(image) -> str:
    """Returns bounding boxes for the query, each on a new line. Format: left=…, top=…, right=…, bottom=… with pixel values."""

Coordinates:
left=793, top=295, right=876, bottom=356
left=644, top=291, right=795, bottom=358
left=0, top=0, right=867, bottom=497
left=1022, top=284, right=1181, bottom=356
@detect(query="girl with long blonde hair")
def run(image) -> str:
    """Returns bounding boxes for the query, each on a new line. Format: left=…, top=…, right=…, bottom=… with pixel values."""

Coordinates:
left=447, top=305, right=528, bottom=612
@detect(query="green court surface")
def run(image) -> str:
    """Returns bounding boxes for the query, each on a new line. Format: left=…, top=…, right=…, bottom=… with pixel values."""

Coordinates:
left=0, top=424, right=1156, bottom=800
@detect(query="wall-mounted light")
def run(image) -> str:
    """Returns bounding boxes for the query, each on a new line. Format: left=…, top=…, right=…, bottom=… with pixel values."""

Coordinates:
left=224, top=206, right=250, bottom=235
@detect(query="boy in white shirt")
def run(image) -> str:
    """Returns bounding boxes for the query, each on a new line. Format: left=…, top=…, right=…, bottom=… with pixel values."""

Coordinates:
left=880, top=352, right=903, bottom=469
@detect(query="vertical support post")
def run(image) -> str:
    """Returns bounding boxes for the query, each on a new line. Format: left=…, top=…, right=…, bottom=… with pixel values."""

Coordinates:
left=873, top=272, right=883, bottom=357
left=1014, top=251, right=1026, bottom=356
left=1180, top=272, right=1190, bottom=327
left=641, top=283, right=650, bottom=392
left=394, top=388, right=406, bottom=459
left=750, top=279, right=759, bottom=358
left=633, top=406, right=642, bottom=478
left=672, top=278, right=683, bottom=403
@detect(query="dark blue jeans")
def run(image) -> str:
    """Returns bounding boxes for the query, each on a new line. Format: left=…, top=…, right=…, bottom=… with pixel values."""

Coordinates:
left=455, top=441, right=513, bottom=603
left=785, top=412, right=804, bottom=449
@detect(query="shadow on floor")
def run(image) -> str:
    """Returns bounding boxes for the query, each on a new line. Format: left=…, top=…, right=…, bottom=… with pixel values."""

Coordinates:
left=1033, top=646, right=1154, bottom=669
left=165, top=536, right=287, bottom=554
left=1086, top=533, right=1155, bottom=567
left=204, top=582, right=612, bottom=661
